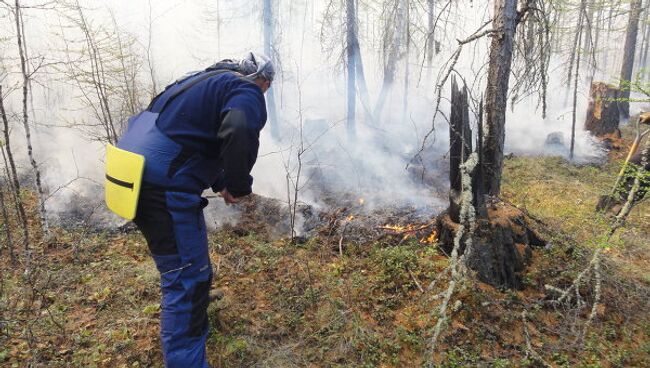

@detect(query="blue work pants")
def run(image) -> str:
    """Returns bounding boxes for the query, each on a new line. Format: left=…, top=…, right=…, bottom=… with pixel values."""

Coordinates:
left=134, top=186, right=212, bottom=368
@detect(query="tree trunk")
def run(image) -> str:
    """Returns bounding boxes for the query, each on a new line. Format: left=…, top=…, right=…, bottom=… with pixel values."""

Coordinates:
left=636, top=0, right=648, bottom=68
left=426, top=0, right=435, bottom=70
left=15, top=0, right=49, bottom=243
left=570, top=7, right=585, bottom=160
left=0, top=89, right=28, bottom=261
left=263, top=0, right=279, bottom=138
left=346, top=0, right=357, bottom=139
left=0, top=186, right=14, bottom=264
left=566, top=1, right=585, bottom=90
left=585, top=82, right=621, bottom=137
left=402, top=1, right=410, bottom=121
left=482, top=0, right=517, bottom=197
left=641, top=4, right=650, bottom=75
left=619, top=0, right=643, bottom=119
left=373, top=0, right=407, bottom=120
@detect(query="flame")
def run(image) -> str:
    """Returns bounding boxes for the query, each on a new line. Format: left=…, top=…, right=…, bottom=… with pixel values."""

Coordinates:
left=358, top=198, right=365, bottom=205
left=381, top=223, right=438, bottom=244
left=382, top=224, right=418, bottom=232
left=346, top=215, right=355, bottom=221
left=420, top=230, right=438, bottom=244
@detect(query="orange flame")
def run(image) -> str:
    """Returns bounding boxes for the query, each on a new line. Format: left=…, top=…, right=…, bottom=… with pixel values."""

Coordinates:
left=420, top=230, right=438, bottom=244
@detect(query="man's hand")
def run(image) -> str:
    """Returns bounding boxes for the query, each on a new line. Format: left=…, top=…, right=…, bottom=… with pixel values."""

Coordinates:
left=219, top=189, right=239, bottom=205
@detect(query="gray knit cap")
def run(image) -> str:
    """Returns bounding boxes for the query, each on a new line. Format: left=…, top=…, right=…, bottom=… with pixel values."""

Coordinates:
left=240, top=52, right=275, bottom=82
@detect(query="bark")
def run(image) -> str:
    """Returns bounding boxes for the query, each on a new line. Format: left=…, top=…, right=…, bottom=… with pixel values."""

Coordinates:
left=346, top=0, right=357, bottom=139
left=619, top=0, right=643, bottom=119
left=14, top=0, right=49, bottom=240
left=482, top=0, right=518, bottom=196
left=263, top=0, right=279, bottom=138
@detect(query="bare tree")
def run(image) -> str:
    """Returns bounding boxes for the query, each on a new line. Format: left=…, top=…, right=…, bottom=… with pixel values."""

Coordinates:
left=8, top=0, right=49, bottom=240
left=57, top=0, right=144, bottom=143
left=346, top=0, right=357, bottom=138
left=373, top=0, right=408, bottom=121
left=0, top=85, right=28, bottom=264
left=263, top=0, right=280, bottom=138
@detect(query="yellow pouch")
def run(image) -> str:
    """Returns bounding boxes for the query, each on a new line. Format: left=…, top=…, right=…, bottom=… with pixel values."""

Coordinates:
left=104, top=144, right=145, bottom=220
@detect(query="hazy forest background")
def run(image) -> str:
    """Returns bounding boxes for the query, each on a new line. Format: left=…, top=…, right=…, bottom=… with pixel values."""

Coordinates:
left=1, top=0, right=649, bottom=367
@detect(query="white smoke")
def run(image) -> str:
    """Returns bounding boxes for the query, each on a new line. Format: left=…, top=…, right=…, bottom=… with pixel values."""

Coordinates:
left=0, top=0, right=636, bottom=230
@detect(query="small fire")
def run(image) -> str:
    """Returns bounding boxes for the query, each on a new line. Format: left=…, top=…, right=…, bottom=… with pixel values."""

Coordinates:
left=380, top=223, right=438, bottom=244
left=358, top=198, right=365, bottom=205
left=420, top=230, right=438, bottom=244
left=346, top=215, right=355, bottom=221
left=382, top=224, right=418, bottom=232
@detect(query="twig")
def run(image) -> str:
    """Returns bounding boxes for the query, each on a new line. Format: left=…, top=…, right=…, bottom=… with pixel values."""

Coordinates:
left=407, top=267, right=424, bottom=293
left=522, top=310, right=552, bottom=367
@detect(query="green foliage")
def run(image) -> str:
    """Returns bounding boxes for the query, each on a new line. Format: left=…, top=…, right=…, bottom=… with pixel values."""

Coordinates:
left=371, top=244, right=419, bottom=294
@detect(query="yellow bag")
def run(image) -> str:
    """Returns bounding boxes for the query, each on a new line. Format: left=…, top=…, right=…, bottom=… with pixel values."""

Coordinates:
left=104, top=144, right=145, bottom=220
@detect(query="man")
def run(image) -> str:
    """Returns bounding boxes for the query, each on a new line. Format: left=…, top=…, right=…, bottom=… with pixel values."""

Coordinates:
left=116, top=52, right=274, bottom=367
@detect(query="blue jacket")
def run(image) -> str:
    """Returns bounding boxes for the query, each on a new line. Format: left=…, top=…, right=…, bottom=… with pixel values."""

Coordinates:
left=117, top=70, right=267, bottom=196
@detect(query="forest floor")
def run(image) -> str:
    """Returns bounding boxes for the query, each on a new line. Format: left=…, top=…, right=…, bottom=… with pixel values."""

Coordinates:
left=1, top=127, right=649, bottom=368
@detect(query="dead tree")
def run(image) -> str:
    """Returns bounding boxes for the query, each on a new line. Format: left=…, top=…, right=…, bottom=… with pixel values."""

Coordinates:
left=482, top=0, right=518, bottom=196
left=570, top=0, right=588, bottom=160
left=373, top=0, right=408, bottom=121
left=263, top=0, right=279, bottom=138
left=426, top=0, right=436, bottom=70
left=619, top=0, right=643, bottom=119
left=12, top=0, right=49, bottom=239
left=58, top=1, right=143, bottom=143
left=346, top=0, right=357, bottom=139
left=448, top=76, right=473, bottom=223
left=0, top=85, right=28, bottom=262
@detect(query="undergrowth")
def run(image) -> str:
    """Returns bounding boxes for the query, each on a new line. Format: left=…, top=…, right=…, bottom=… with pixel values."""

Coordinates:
left=1, top=139, right=649, bottom=367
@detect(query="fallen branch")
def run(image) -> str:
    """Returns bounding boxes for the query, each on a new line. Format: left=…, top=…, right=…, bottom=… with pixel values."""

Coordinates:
left=426, top=153, right=478, bottom=364
left=522, top=311, right=552, bottom=367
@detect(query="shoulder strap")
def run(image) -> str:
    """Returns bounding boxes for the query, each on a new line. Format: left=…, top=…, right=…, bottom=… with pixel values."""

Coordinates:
left=148, top=69, right=231, bottom=114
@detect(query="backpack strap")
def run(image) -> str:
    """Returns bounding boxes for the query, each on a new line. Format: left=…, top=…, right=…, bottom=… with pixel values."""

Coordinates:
left=147, top=69, right=231, bottom=114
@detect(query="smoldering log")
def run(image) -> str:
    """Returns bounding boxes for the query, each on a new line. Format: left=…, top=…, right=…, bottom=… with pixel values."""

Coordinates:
left=585, top=82, right=620, bottom=137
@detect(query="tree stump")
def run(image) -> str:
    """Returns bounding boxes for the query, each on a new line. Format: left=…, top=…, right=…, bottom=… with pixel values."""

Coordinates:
left=585, top=82, right=621, bottom=137
left=437, top=201, right=546, bottom=289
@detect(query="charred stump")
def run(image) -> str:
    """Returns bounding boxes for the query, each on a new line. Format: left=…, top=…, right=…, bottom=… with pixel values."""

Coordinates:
left=439, top=78, right=545, bottom=289
left=448, top=77, right=472, bottom=223
left=437, top=201, right=546, bottom=289
left=585, top=82, right=621, bottom=137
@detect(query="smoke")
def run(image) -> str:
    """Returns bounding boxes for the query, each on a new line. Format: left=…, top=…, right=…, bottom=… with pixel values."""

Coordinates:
left=0, top=0, right=634, bottom=230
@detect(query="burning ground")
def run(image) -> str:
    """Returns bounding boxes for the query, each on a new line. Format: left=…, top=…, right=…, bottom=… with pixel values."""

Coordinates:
left=1, top=127, right=649, bottom=367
